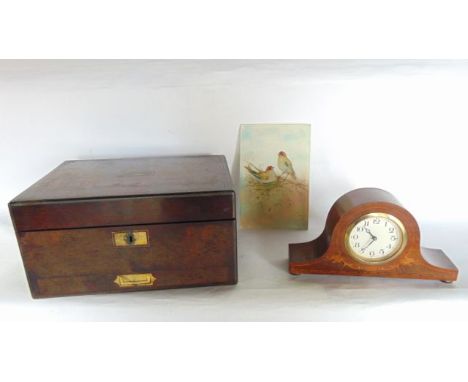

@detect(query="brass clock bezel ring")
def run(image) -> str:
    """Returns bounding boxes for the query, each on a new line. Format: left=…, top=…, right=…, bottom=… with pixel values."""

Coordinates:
left=344, top=212, right=408, bottom=265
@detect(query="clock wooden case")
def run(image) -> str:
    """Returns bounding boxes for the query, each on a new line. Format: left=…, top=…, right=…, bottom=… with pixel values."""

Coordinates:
left=289, top=188, right=458, bottom=282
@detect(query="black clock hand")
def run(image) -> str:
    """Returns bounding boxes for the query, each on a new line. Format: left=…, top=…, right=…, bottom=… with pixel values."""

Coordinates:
left=365, top=228, right=377, bottom=241
left=361, top=235, right=377, bottom=251
left=360, top=238, right=372, bottom=251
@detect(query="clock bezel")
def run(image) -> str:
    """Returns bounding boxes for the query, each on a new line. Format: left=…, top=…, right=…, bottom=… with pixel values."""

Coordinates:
left=344, top=212, right=408, bottom=265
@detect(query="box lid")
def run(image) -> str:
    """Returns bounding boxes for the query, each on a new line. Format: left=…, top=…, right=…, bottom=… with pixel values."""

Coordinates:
left=10, top=155, right=235, bottom=232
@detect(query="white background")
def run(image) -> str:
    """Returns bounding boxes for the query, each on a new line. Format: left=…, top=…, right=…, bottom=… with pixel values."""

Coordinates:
left=1, top=60, right=467, bottom=321
left=2, top=0, right=468, bottom=379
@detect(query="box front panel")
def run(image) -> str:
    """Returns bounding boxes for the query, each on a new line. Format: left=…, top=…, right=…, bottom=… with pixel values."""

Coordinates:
left=11, top=192, right=235, bottom=231
left=19, top=220, right=237, bottom=298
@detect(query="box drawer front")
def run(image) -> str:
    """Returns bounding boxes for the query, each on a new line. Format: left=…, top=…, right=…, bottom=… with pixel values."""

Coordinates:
left=19, top=220, right=237, bottom=298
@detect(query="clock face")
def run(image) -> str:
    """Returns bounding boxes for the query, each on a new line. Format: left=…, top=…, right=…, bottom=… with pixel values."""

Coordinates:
left=345, top=213, right=407, bottom=264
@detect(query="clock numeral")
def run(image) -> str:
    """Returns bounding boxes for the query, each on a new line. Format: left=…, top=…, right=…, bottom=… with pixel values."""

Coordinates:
left=352, top=234, right=359, bottom=240
left=357, top=227, right=362, bottom=232
left=387, top=244, right=392, bottom=249
left=364, top=221, right=370, bottom=227
left=354, top=242, right=360, bottom=248
left=373, top=218, right=380, bottom=224
left=391, top=235, right=397, bottom=241
left=369, top=251, right=375, bottom=257
left=379, top=249, right=385, bottom=255
left=385, top=221, right=388, bottom=227
left=388, top=227, right=395, bottom=233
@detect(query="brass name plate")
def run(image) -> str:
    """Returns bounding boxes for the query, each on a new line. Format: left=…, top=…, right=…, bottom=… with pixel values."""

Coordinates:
left=112, top=230, right=149, bottom=247
left=114, top=273, right=156, bottom=288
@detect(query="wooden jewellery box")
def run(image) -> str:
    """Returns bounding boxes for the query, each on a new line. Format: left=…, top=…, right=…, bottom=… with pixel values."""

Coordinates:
left=9, top=156, right=237, bottom=298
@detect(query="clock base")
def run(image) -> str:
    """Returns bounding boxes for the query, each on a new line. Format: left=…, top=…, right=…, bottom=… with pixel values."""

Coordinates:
left=289, top=242, right=458, bottom=282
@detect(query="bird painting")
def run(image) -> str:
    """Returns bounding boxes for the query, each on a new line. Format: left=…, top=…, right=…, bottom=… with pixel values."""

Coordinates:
left=277, top=151, right=296, bottom=180
left=239, top=123, right=310, bottom=229
left=244, top=163, right=278, bottom=184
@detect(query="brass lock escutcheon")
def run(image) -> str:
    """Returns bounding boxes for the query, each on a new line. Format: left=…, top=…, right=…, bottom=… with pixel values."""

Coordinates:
left=112, top=230, right=149, bottom=247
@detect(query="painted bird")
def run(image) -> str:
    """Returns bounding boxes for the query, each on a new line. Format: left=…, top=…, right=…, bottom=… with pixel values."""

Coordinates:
left=244, top=164, right=278, bottom=184
left=277, top=151, right=296, bottom=180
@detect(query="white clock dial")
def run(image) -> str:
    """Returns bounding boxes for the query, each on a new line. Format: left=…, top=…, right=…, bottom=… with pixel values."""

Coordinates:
left=345, top=213, right=407, bottom=263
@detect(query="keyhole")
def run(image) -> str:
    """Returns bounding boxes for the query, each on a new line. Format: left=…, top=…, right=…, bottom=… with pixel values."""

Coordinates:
left=125, top=232, right=136, bottom=245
